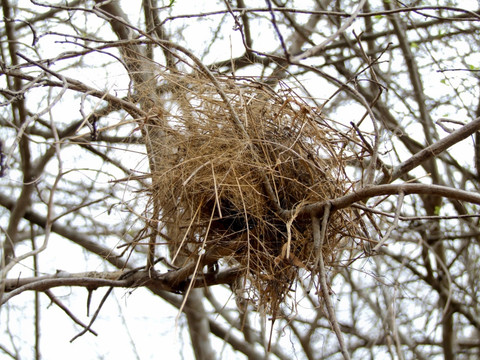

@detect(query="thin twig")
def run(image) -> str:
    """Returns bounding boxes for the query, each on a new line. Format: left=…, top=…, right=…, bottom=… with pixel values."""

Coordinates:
left=312, top=203, right=351, bottom=360
left=373, top=191, right=404, bottom=252
left=44, top=289, right=98, bottom=336
left=265, top=0, right=289, bottom=60
left=158, top=6, right=480, bottom=24
left=70, top=287, right=113, bottom=342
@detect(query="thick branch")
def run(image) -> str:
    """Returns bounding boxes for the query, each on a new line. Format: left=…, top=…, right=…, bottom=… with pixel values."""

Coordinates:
left=2, top=267, right=242, bottom=302
left=282, top=183, right=480, bottom=219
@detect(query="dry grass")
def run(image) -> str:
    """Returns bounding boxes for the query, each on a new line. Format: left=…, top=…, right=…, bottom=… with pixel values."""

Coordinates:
left=143, top=72, right=361, bottom=315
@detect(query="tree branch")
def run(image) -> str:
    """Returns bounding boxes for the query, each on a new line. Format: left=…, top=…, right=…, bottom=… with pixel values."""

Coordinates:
left=377, top=116, right=480, bottom=184
left=2, top=267, right=242, bottom=304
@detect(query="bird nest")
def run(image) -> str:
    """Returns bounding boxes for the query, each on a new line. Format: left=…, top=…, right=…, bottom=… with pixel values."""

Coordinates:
left=144, top=73, right=360, bottom=315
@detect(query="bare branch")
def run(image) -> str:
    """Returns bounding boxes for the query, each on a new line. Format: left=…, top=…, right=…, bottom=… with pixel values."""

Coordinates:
left=2, top=267, right=242, bottom=304
left=377, top=116, right=480, bottom=184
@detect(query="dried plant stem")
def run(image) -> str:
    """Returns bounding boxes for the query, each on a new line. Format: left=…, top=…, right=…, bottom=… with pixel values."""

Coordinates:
left=176, top=206, right=216, bottom=322
left=312, top=203, right=351, bottom=360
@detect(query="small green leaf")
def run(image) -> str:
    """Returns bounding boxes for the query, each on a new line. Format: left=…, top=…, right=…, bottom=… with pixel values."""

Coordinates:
left=434, top=205, right=441, bottom=216
left=468, top=64, right=479, bottom=71
left=410, top=42, right=419, bottom=49
left=440, top=79, right=447, bottom=85
left=374, top=15, right=383, bottom=20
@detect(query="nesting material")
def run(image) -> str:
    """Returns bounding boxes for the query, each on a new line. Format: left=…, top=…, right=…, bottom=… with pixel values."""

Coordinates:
left=145, top=73, right=359, bottom=315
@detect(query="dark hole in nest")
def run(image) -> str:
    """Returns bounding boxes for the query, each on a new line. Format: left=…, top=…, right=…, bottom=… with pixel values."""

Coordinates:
left=203, top=201, right=278, bottom=262
left=203, top=195, right=314, bottom=271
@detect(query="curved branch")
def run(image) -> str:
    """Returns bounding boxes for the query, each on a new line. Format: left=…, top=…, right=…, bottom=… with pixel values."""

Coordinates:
left=281, top=183, right=480, bottom=219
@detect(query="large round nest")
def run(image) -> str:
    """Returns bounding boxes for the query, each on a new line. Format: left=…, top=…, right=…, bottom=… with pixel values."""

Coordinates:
left=147, top=73, right=359, bottom=314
